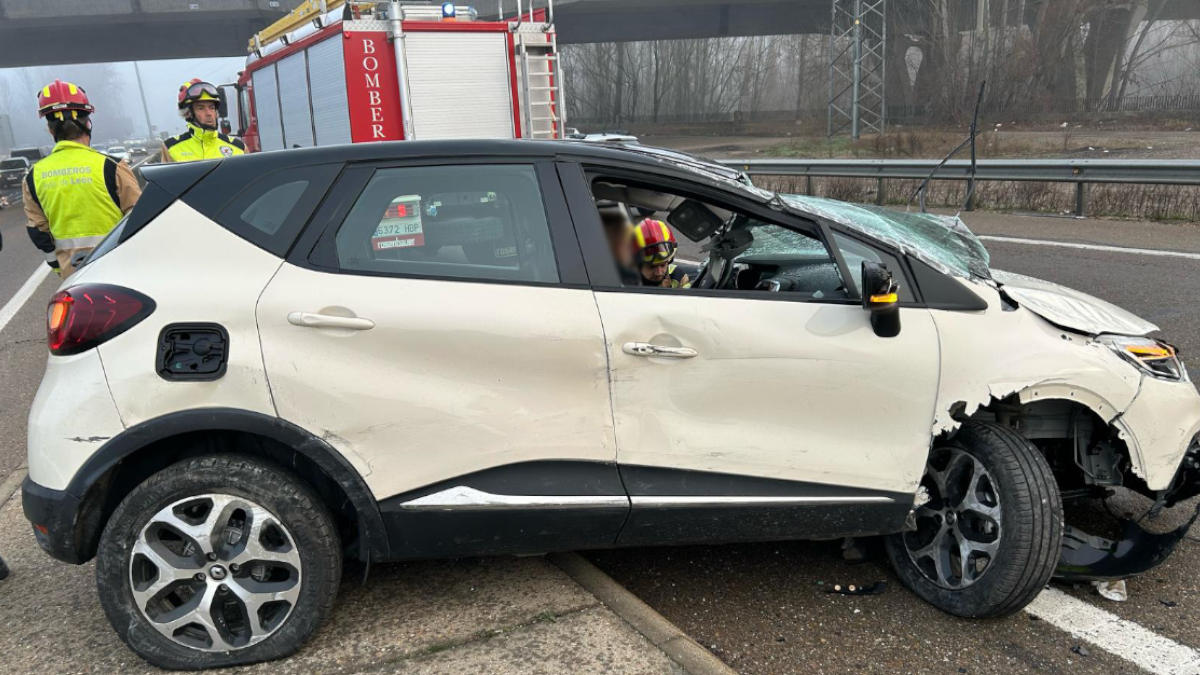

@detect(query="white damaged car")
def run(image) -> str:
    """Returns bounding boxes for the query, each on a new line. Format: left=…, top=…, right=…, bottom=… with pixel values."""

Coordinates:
left=21, top=140, right=1200, bottom=668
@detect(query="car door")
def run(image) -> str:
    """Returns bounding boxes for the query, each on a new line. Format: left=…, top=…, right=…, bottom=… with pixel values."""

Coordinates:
left=559, top=162, right=940, bottom=545
left=256, top=159, right=626, bottom=558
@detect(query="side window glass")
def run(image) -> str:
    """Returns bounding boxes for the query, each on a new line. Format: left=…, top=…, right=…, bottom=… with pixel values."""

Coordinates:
left=214, top=163, right=341, bottom=256
left=733, top=219, right=848, bottom=300
left=334, top=164, right=559, bottom=283
left=240, top=180, right=308, bottom=236
left=832, top=232, right=914, bottom=302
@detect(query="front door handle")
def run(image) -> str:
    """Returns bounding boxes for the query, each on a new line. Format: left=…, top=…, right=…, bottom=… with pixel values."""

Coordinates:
left=287, top=311, right=376, bottom=331
left=622, top=342, right=698, bottom=359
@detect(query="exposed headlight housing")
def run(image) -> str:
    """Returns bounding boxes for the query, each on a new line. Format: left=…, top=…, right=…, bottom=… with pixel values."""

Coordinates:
left=1098, top=335, right=1188, bottom=381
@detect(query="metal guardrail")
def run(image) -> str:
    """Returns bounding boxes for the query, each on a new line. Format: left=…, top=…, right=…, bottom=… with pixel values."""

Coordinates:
left=720, top=158, right=1200, bottom=217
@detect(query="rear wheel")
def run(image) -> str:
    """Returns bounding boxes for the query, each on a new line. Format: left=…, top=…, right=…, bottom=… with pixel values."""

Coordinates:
left=96, top=455, right=341, bottom=669
left=885, top=422, right=1062, bottom=617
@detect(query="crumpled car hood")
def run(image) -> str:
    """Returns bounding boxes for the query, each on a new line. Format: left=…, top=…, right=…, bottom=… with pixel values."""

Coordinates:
left=991, top=269, right=1158, bottom=336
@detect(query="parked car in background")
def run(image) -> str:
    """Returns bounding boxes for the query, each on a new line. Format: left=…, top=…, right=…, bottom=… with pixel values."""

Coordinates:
left=22, top=139, right=1200, bottom=669
left=9, top=147, right=47, bottom=163
left=128, top=145, right=147, bottom=156
left=0, top=157, right=30, bottom=188
left=106, top=146, right=130, bottom=163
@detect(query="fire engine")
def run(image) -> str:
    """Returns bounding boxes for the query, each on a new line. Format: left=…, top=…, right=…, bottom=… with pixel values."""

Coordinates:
left=226, top=0, right=565, bottom=152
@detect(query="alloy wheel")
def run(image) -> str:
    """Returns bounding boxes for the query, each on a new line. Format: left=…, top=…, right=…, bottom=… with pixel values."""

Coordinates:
left=903, top=447, right=1002, bottom=589
left=128, top=493, right=302, bottom=651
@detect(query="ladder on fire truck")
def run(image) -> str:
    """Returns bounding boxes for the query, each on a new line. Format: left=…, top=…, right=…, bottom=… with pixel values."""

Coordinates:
left=515, top=29, right=563, bottom=139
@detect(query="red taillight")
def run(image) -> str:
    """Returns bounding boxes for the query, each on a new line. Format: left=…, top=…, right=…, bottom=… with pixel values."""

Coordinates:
left=47, top=284, right=155, bottom=356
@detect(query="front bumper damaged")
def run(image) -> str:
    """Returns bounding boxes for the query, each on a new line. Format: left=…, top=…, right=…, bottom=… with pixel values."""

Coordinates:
left=1056, top=436, right=1200, bottom=581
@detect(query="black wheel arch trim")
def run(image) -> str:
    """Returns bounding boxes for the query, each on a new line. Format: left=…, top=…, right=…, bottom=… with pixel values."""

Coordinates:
left=65, top=407, right=389, bottom=561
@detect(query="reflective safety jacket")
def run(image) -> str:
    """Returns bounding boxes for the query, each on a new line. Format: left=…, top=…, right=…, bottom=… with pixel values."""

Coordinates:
left=666, top=263, right=692, bottom=288
left=23, top=140, right=140, bottom=276
left=163, top=122, right=245, bottom=162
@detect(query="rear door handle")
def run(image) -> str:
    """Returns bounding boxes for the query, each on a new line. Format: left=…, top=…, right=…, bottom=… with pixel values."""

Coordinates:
left=287, top=312, right=375, bottom=331
left=622, top=342, right=698, bottom=359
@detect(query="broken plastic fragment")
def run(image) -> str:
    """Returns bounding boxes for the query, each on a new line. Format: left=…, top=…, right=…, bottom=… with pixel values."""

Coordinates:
left=1092, top=579, right=1128, bottom=602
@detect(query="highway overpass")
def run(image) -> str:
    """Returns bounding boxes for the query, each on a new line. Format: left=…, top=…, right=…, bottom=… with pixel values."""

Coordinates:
left=1, top=0, right=1198, bottom=67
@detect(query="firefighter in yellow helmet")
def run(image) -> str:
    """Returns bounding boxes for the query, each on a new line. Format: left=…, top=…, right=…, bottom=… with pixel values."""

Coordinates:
left=23, top=80, right=141, bottom=277
left=162, top=79, right=245, bottom=162
left=632, top=219, right=690, bottom=288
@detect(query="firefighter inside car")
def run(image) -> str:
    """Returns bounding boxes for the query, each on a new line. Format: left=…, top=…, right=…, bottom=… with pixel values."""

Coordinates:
left=633, top=219, right=691, bottom=288
left=162, top=79, right=245, bottom=163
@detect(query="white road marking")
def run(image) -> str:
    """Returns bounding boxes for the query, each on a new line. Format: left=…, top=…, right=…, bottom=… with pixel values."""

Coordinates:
left=1026, top=587, right=1200, bottom=674
left=0, top=264, right=52, bottom=336
left=979, top=235, right=1200, bottom=261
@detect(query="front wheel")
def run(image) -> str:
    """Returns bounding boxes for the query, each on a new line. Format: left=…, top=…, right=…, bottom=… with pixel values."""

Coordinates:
left=96, top=455, right=342, bottom=669
left=885, top=422, right=1063, bottom=618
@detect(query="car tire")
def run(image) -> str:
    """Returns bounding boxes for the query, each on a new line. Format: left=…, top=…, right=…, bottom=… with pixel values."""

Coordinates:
left=96, top=455, right=341, bottom=670
left=884, top=422, right=1062, bottom=618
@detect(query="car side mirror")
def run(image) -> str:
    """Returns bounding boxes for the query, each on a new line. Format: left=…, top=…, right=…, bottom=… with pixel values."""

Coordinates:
left=862, top=261, right=901, bottom=338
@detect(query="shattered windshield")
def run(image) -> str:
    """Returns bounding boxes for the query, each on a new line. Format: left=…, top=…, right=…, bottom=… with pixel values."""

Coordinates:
left=780, top=195, right=991, bottom=279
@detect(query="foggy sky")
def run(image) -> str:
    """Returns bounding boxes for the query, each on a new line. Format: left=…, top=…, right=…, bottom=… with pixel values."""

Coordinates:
left=0, top=57, right=244, bottom=149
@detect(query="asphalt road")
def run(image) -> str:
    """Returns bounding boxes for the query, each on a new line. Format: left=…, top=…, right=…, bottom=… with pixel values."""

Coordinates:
left=591, top=210, right=1200, bottom=675
left=1, top=197, right=1199, bottom=673
left=0, top=198, right=59, bottom=482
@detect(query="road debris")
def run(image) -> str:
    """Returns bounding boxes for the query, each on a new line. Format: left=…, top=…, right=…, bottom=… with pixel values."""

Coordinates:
left=826, top=581, right=887, bottom=596
left=1093, top=579, right=1128, bottom=602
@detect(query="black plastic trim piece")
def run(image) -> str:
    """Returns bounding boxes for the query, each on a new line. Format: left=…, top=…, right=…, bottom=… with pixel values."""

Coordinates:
left=376, top=460, right=627, bottom=560
left=139, top=158, right=218, bottom=195
left=909, top=258, right=989, bottom=311
left=63, top=408, right=389, bottom=561
left=21, top=477, right=86, bottom=564
left=114, top=182, right=178, bottom=245
left=385, top=460, right=626, bottom=501
left=619, top=464, right=910, bottom=499
left=617, top=465, right=912, bottom=546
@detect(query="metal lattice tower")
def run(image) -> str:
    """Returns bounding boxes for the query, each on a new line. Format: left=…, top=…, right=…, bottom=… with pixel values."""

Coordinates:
left=827, top=0, right=887, bottom=138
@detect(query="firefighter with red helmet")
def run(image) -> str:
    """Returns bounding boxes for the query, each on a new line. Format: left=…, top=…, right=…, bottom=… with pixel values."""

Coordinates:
left=23, top=80, right=141, bottom=277
left=632, top=219, right=691, bottom=288
left=162, top=79, right=244, bottom=162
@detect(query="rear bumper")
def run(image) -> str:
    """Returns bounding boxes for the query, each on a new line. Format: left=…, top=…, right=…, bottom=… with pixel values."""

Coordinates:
left=21, top=477, right=89, bottom=565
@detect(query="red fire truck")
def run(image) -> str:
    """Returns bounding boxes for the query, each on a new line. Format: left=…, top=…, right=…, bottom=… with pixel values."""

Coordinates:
left=226, top=1, right=564, bottom=152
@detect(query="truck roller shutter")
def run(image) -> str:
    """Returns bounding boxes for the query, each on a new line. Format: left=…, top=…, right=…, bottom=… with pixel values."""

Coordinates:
left=252, top=65, right=285, bottom=152
left=404, top=32, right=514, bottom=140
left=308, top=36, right=352, bottom=146
left=277, top=50, right=316, bottom=148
